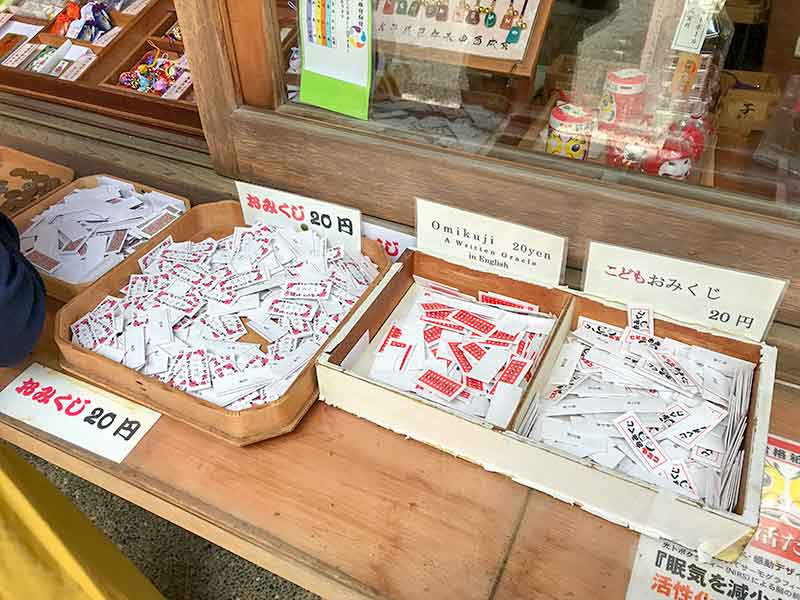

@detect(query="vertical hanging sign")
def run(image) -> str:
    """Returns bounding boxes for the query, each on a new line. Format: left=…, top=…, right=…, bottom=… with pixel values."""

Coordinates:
left=298, top=0, right=372, bottom=120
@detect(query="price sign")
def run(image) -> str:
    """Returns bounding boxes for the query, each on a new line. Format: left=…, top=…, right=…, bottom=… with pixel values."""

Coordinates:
left=362, top=220, right=415, bottom=262
left=416, top=198, right=567, bottom=287
left=236, top=181, right=362, bottom=255
left=0, top=364, right=160, bottom=463
left=583, top=242, right=788, bottom=341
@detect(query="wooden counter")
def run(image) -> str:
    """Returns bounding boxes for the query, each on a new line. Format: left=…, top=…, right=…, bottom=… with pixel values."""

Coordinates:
left=1, top=299, right=798, bottom=599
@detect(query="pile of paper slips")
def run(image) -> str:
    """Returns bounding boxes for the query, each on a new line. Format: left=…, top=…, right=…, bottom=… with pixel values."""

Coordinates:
left=20, top=177, right=185, bottom=284
left=525, top=306, right=755, bottom=510
left=71, top=222, right=379, bottom=410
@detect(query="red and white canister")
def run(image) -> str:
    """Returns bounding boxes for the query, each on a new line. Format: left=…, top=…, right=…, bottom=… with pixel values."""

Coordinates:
left=545, top=103, right=594, bottom=161
left=598, top=68, right=647, bottom=129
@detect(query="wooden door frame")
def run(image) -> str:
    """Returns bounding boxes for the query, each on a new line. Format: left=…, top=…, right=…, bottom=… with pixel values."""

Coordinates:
left=174, top=0, right=800, bottom=326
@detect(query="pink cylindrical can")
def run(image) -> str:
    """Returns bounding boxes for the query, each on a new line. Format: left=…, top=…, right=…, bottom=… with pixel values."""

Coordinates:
left=598, top=68, right=647, bottom=128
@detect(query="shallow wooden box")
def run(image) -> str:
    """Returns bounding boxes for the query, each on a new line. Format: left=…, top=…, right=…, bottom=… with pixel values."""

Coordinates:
left=55, top=201, right=391, bottom=446
left=317, top=252, right=776, bottom=560
left=13, top=174, right=191, bottom=303
left=0, top=145, right=74, bottom=217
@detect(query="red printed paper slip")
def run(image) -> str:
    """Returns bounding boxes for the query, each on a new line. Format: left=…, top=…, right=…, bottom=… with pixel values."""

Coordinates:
left=417, top=369, right=463, bottom=401
left=498, top=358, right=533, bottom=386
left=614, top=412, right=670, bottom=473
left=424, top=309, right=455, bottom=321
left=478, top=291, right=540, bottom=313
left=460, top=341, right=486, bottom=362
left=465, top=376, right=485, bottom=392
left=420, top=302, right=453, bottom=312
left=423, top=326, right=443, bottom=346
left=448, top=342, right=473, bottom=373
left=284, top=280, right=333, bottom=300
left=448, top=310, right=496, bottom=336
left=378, top=323, right=404, bottom=352
left=389, top=340, right=414, bottom=371
left=420, top=315, right=464, bottom=332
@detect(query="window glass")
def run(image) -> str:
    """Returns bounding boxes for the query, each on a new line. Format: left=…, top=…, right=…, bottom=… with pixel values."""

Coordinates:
left=282, top=0, right=800, bottom=214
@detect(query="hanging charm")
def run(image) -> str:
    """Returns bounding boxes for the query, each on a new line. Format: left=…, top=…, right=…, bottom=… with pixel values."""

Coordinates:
left=383, top=0, right=395, bottom=14
left=499, top=0, right=515, bottom=29
left=465, top=0, right=481, bottom=25
left=425, top=0, right=438, bottom=18
left=396, top=0, right=408, bottom=14
left=436, top=0, right=448, bottom=21
left=484, top=0, right=497, bottom=27
left=407, top=0, right=422, bottom=16
left=505, top=0, right=527, bottom=43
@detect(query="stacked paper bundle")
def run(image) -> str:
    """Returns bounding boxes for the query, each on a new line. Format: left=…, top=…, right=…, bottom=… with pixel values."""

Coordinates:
left=19, top=177, right=186, bottom=284
left=526, top=307, right=755, bottom=511
left=368, top=277, right=557, bottom=426
left=70, top=223, right=379, bottom=411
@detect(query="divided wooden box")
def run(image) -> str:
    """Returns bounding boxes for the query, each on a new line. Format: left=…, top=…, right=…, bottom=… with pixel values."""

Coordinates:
left=317, top=249, right=776, bottom=559
left=0, top=145, right=74, bottom=217
left=12, top=174, right=191, bottom=303
left=55, top=201, right=392, bottom=446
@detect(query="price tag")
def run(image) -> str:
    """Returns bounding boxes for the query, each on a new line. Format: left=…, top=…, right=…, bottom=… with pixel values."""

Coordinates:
left=0, top=363, right=160, bottom=463
left=582, top=241, right=788, bottom=341
left=2, top=42, right=38, bottom=68
left=672, top=0, right=715, bottom=54
left=236, top=181, right=362, bottom=255
left=415, top=198, right=567, bottom=287
left=362, top=220, right=415, bottom=262
left=93, top=26, right=122, bottom=47
left=59, top=51, right=96, bottom=81
left=162, top=71, right=192, bottom=100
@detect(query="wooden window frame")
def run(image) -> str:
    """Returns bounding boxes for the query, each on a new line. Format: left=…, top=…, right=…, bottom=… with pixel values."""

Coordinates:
left=174, top=0, right=800, bottom=326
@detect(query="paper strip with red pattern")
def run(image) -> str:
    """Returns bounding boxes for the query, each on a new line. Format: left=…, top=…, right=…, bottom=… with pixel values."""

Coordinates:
left=417, top=369, right=464, bottom=400
left=478, top=291, right=539, bottom=313
left=448, top=310, right=496, bottom=336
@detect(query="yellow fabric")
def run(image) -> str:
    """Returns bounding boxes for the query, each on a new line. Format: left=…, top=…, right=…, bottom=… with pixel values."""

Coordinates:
left=0, top=446, right=163, bottom=600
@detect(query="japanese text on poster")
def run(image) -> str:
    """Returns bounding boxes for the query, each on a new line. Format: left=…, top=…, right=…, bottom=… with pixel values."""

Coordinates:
left=416, top=198, right=567, bottom=286
left=582, top=242, right=787, bottom=341
left=627, top=435, right=800, bottom=600
left=236, top=181, right=362, bottom=255
left=0, top=363, right=160, bottom=463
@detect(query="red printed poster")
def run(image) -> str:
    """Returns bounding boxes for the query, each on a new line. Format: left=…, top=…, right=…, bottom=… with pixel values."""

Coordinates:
left=627, top=435, right=800, bottom=600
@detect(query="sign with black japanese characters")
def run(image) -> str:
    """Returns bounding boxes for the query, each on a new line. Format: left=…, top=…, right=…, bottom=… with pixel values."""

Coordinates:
left=0, top=363, right=160, bottom=462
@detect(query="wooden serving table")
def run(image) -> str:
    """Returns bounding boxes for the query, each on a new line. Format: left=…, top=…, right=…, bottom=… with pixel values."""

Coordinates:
left=1, top=299, right=799, bottom=600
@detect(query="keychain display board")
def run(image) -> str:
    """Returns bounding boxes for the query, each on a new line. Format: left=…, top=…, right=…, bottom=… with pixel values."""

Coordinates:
left=375, top=0, right=554, bottom=76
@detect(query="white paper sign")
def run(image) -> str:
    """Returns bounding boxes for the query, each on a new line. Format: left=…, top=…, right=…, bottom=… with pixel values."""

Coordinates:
left=415, top=198, right=567, bottom=287
left=0, top=363, right=160, bottom=463
left=236, top=182, right=362, bottom=255
left=362, top=220, right=415, bottom=263
left=0, top=12, right=12, bottom=27
left=582, top=242, right=787, bottom=341
left=671, top=0, right=715, bottom=54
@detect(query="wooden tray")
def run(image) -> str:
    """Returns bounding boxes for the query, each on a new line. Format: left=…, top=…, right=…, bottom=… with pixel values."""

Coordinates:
left=317, top=250, right=776, bottom=560
left=54, top=201, right=392, bottom=446
left=0, top=146, right=74, bottom=218
left=12, top=174, right=191, bottom=302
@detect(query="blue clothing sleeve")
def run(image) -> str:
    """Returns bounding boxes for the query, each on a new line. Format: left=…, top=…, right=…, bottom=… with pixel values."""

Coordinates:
left=0, top=213, right=46, bottom=367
